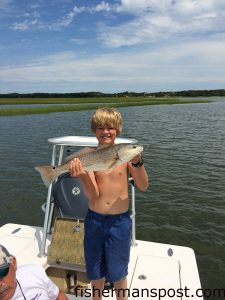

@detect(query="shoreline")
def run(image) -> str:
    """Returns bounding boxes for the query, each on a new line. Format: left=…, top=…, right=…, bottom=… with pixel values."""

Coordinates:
left=0, top=97, right=210, bottom=116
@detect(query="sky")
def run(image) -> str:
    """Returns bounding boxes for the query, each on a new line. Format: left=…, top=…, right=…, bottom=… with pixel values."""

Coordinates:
left=0, top=0, right=225, bottom=93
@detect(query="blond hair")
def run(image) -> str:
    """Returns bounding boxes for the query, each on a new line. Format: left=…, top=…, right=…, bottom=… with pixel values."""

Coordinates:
left=91, top=107, right=122, bottom=135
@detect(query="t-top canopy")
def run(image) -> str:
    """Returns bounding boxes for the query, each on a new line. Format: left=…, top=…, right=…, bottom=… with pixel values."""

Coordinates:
left=48, top=136, right=137, bottom=147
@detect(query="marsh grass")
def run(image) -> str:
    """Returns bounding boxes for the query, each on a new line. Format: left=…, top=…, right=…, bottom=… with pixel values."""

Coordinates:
left=0, top=97, right=209, bottom=116
left=0, top=97, right=177, bottom=105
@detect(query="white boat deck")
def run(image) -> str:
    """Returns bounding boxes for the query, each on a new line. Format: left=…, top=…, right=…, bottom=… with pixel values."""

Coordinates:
left=0, top=223, right=203, bottom=300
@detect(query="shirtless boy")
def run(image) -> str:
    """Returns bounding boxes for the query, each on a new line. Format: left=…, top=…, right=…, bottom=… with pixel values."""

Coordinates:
left=70, top=107, right=148, bottom=300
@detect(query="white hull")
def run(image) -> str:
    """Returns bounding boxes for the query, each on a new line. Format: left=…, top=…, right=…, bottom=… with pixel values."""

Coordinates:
left=0, top=222, right=203, bottom=299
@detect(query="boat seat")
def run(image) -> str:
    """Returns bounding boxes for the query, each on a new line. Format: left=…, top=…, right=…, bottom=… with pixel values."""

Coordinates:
left=48, top=173, right=88, bottom=272
left=48, top=217, right=86, bottom=272
left=50, top=172, right=123, bottom=288
left=52, top=172, right=88, bottom=220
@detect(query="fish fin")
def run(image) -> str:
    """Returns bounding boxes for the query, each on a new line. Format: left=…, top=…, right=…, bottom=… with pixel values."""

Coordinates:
left=106, top=157, right=118, bottom=169
left=104, top=157, right=122, bottom=173
left=35, top=165, right=58, bottom=187
left=63, top=147, right=96, bottom=163
left=113, top=159, right=126, bottom=167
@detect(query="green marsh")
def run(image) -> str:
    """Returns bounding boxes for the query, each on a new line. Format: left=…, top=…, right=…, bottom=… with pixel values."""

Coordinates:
left=0, top=97, right=209, bottom=116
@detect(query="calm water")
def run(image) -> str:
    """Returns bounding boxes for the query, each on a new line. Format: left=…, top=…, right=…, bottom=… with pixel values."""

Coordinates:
left=0, top=100, right=225, bottom=295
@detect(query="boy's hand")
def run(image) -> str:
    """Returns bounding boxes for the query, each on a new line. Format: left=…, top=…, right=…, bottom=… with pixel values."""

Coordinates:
left=70, top=158, right=86, bottom=177
left=130, top=154, right=142, bottom=164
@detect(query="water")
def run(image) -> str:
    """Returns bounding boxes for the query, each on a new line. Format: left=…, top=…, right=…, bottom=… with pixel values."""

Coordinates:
left=0, top=100, right=225, bottom=294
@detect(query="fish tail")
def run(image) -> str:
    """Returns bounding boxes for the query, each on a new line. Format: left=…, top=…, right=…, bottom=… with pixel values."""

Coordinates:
left=35, top=165, right=58, bottom=187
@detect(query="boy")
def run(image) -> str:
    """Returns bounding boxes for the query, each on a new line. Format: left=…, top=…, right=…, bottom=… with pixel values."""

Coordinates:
left=70, top=107, right=148, bottom=300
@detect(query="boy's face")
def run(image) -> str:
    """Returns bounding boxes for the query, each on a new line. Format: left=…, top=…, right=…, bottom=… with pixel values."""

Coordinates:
left=95, top=126, right=117, bottom=145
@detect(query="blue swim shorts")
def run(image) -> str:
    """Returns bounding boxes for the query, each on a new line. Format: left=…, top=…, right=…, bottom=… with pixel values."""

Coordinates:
left=84, top=208, right=132, bottom=283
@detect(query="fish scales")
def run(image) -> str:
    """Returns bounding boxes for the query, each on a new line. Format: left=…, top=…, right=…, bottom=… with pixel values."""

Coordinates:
left=35, top=143, right=143, bottom=187
left=59, top=145, right=117, bottom=172
left=80, top=145, right=118, bottom=170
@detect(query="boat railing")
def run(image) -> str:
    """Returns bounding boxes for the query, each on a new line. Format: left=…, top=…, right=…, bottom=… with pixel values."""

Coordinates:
left=39, top=136, right=138, bottom=257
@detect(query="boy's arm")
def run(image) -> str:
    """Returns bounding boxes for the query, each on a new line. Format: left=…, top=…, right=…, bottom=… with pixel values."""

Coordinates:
left=70, top=158, right=99, bottom=201
left=128, top=155, right=149, bottom=192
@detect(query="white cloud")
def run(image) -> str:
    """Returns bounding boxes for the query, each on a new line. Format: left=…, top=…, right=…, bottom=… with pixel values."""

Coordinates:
left=1, top=0, right=225, bottom=92
left=97, top=0, right=225, bottom=48
left=10, top=4, right=86, bottom=31
left=8, top=2, right=117, bottom=32
left=117, top=0, right=153, bottom=14
left=94, top=1, right=112, bottom=12
left=11, top=19, right=39, bottom=31
left=4, top=0, right=225, bottom=38
left=0, top=38, right=224, bottom=89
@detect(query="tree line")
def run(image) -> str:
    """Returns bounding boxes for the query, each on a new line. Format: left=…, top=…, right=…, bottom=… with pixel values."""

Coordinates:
left=0, top=89, right=224, bottom=98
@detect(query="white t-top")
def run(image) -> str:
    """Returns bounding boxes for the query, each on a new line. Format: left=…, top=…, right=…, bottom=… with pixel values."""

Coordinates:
left=11, top=264, right=59, bottom=300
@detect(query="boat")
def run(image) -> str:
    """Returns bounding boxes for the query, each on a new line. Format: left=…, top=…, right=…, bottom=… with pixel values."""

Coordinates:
left=0, top=136, right=203, bottom=299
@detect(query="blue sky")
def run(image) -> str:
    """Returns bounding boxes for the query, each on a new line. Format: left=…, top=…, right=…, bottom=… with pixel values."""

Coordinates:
left=0, top=0, right=225, bottom=93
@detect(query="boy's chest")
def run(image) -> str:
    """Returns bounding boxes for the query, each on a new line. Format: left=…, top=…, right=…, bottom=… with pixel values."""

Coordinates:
left=94, top=163, right=128, bottom=184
